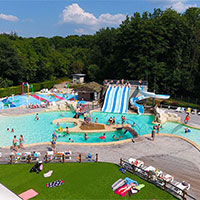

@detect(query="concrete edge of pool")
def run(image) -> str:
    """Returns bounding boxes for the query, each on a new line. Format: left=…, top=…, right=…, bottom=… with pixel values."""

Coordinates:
left=1, top=134, right=200, bottom=152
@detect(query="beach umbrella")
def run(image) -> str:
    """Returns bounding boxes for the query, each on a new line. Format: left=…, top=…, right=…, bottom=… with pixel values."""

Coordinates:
left=78, top=100, right=86, bottom=105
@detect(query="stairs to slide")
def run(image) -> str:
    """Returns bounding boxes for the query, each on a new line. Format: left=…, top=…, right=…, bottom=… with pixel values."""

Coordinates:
left=102, top=86, right=130, bottom=113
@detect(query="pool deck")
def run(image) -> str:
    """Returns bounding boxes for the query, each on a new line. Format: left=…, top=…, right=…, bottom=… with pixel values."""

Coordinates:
left=0, top=106, right=200, bottom=198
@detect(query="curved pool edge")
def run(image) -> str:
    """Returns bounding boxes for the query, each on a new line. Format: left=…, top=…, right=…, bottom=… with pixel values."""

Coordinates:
left=1, top=139, right=133, bottom=149
left=1, top=134, right=200, bottom=151
left=143, top=133, right=200, bottom=152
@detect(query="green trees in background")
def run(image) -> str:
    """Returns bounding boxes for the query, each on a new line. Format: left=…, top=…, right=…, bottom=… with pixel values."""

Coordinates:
left=0, top=7, right=200, bottom=99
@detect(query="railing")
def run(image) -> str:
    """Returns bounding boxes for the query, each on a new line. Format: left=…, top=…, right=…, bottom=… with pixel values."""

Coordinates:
left=8, top=153, right=98, bottom=164
left=105, top=79, right=148, bottom=86
left=120, top=158, right=196, bottom=200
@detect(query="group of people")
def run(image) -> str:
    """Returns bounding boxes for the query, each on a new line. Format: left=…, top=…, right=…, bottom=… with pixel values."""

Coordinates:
left=7, top=128, right=15, bottom=132
left=107, top=117, right=116, bottom=125
left=82, top=112, right=91, bottom=125
left=151, top=124, right=161, bottom=141
left=103, top=79, right=131, bottom=88
left=12, top=135, right=24, bottom=151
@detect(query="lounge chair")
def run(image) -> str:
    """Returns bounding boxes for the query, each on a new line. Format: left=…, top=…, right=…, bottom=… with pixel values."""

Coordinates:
left=128, top=158, right=144, bottom=168
left=172, top=181, right=190, bottom=195
left=54, top=152, right=64, bottom=161
left=175, top=107, right=181, bottom=112
left=157, top=173, right=174, bottom=187
left=64, top=151, right=72, bottom=160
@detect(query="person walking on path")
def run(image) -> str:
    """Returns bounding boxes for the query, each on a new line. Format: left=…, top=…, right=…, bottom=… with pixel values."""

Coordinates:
left=151, top=126, right=156, bottom=141
left=184, top=113, right=190, bottom=124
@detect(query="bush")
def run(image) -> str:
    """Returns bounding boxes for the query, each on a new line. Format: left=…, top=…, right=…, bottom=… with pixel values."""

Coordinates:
left=0, top=77, right=71, bottom=98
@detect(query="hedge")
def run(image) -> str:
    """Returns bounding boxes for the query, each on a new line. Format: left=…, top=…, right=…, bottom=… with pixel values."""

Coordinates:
left=0, top=78, right=71, bottom=98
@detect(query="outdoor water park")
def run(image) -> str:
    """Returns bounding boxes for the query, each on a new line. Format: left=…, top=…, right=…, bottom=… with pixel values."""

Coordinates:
left=2, top=4, right=200, bottom=199
left=0, top=75, right=200, bottom=200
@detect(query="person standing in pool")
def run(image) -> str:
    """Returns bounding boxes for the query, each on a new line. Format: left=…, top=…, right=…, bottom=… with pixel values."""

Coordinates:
left=19, top=135, right=25, bottom=149
left=65, top=126, right=69, bottom=134
left=52, top=131, right=57, bottom=140
left=157, top=124, right=161, bottom=134
left=12, top=135, right=18, bottom=151
left=35, top=113, right=39, bottom=120
left=84, top=133, right=89, bottom=140
left=112, top=117, right=115, bottom=125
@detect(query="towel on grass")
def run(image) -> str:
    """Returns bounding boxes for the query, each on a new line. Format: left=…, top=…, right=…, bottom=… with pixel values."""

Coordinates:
left=46, top=179, right=64, bottom=188
left=19, top=189, right=38, bottom=200
left=43, top=170, right=53, bottom=178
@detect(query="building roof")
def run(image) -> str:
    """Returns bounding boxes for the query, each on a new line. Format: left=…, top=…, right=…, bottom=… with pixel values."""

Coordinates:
left=75, top=82, right=102, bottom=93
left=72, top=74, right=86, bottom=77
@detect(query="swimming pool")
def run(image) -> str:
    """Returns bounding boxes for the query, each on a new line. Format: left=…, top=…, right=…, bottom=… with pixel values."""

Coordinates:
left=0, top=111, right=199, bottom=147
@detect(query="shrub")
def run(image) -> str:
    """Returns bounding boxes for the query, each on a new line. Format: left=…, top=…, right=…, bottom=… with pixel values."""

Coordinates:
left=0, top=77, right=71, bottom=98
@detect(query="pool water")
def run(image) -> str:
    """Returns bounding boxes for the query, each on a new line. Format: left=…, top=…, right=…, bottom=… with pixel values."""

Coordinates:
left=0, top=111, right=200, bottom=147
left=56, top=129, right=132, bottom=143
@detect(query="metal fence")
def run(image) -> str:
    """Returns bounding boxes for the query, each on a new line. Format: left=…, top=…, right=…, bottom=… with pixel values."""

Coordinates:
left=120, top=158, right=196, bottom=200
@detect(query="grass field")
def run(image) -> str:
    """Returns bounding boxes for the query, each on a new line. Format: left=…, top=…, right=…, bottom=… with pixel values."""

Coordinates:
left=0, top=162, right=177, bottom=199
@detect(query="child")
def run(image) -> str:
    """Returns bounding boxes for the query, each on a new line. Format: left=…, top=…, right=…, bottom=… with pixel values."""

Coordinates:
left=19, top=135, right=25, bottom=149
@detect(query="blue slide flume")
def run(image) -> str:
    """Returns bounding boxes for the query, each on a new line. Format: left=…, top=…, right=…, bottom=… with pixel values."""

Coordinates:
left=102, top=86, right=130, bottom=113
left=130, top=87, right=170, bottom=114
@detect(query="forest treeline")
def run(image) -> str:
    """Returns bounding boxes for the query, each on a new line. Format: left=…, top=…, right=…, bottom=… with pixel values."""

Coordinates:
left=0, top=7, right=200, bottom=98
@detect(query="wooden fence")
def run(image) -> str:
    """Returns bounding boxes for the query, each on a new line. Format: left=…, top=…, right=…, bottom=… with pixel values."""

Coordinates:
left=8, top=152, right=98, bottom=164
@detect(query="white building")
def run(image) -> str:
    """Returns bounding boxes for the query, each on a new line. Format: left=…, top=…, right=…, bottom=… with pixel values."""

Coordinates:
left=72, top=74, right=86, bottom=84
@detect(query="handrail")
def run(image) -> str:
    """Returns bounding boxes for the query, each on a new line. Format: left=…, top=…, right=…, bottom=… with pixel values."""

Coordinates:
left=120, top=158, right=196, bottom=200
left=105, top=79, right=148, bottom=86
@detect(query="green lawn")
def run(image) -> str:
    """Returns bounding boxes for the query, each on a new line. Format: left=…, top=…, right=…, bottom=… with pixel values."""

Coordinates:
left=0, top=162, right=176, bottom=200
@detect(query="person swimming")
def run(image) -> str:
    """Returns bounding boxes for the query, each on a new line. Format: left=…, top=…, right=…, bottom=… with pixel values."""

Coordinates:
left=69, top=138, right=74, bottom=142
left=35, top=113, right=39, bottom=120
left=112, top=135, right=122, bottom=140
left=99, top=133, right=106, bottom=140
left=184, top=127, right=191, bottom=133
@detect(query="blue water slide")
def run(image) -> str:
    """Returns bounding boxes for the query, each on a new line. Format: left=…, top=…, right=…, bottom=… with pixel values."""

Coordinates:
left=114, top=87, right=123, bottom=113
left=130, top=97, right=144, bottom=114
left=111, top=86, right=119, bottom=112
left=105, top=86, right=115, bottom=112
left=120, top=87, right=127, bottom=113
left=102, top=86, right=112, bottom=112
left=123, top=87, right=130, bottom=113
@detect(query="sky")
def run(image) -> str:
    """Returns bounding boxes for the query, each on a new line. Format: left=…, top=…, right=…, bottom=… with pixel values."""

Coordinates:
left=0, top=0, right=199, bottom=38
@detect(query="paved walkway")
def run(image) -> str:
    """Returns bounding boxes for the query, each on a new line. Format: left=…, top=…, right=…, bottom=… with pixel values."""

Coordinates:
left=161, top=108, right=200, bottom=128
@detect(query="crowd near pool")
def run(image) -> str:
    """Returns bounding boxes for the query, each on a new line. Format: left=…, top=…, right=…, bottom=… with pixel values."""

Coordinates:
left=0, top=111, right=200, bottom=147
